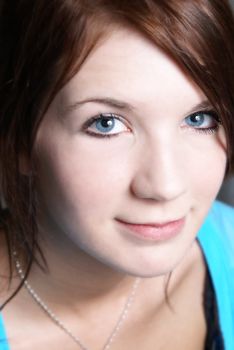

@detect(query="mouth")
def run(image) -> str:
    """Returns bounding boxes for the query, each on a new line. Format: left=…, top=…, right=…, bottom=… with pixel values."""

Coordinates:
left=116, top=217, right=186, bottom=242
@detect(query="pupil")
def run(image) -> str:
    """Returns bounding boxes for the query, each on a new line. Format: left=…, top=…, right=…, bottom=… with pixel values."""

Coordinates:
left=191, top=114, right=204, bottom=124
left=193, top=115, right=201, bottom=122
left=101, top=118, right=113, bottom=128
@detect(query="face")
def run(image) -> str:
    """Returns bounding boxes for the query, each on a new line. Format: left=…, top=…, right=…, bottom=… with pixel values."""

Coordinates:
left=33, top=27, right=227, bottom=277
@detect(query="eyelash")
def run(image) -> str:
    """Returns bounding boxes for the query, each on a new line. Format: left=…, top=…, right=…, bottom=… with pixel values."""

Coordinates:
left=82, top=110, right=221, bottom=138
left=182, top=110, right=221, bottom=135
left=82, top=113, right=130, bottom=138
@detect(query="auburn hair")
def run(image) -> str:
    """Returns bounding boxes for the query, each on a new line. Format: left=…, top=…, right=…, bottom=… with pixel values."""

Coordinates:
left=0, top=0, right=234, bottom=304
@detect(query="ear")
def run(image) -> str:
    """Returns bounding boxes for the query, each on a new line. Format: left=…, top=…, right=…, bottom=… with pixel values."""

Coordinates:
left=19, top=153, right=31, bottom=176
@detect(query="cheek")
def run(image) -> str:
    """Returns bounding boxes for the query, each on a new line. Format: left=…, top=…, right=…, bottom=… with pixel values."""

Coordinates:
left=187, top=142, right=227, bottom=201
left=34, top=138, right=131, bottom=220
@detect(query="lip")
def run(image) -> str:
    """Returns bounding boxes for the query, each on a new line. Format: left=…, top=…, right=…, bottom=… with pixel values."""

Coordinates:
left=116, top=217, right=186, bottom=242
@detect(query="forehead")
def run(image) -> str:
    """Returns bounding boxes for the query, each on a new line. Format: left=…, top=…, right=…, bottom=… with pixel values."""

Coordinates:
left=58, top=26, right=205, bottom=115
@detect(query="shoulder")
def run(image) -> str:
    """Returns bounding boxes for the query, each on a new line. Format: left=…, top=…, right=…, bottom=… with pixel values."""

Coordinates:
left=208, top=200, right=234, bottom=234
left=197, top=200, right=234, bottom=278
left=198, top=200, right=234, bottom=258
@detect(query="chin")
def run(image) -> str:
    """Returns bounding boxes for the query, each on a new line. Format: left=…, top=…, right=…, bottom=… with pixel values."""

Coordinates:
left=106, top=257, right=181, bottom=278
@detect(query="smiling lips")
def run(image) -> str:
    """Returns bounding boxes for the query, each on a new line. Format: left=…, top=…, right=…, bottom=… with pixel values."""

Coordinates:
left=116, top=217, right=186, bottom=241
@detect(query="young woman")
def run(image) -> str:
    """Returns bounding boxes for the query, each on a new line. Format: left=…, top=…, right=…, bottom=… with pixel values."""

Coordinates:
left=0, top=1, right=234, bottom=349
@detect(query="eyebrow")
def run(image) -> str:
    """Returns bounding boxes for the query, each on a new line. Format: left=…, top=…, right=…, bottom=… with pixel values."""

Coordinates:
left=62, top=97, right=135, bottom=115
left=62, top=96, right=213, bottom=117
left=186, top=100, right=213, bottom=115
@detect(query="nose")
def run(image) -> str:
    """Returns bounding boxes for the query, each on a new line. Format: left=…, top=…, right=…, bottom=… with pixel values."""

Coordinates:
left=130, top=137, right=186, bottom=202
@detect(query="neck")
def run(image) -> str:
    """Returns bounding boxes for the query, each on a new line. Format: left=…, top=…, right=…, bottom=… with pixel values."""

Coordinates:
left=12, top=227, right=144, bottom=350
left=26, top=224, right=138, bottom=308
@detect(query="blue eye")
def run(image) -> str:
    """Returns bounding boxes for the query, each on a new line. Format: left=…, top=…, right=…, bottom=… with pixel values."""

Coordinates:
left=95, top=116, right=116, bottom=133
left=84, top=113, right=130, bottom=137
left=186, top=113, right=205, bottom=127
left=182, top=111, right=220, bottom=132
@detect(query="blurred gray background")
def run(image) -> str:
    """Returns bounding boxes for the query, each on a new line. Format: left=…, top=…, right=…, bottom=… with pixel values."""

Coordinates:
left=218, top=0, right=234, bottom=206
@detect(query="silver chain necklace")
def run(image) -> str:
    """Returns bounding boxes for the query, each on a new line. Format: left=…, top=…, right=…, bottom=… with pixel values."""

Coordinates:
left=13, top=252, right=140, bottom=350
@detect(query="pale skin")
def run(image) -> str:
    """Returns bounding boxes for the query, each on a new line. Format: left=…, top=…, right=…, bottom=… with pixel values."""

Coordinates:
left=1, top=26, right=227, bottom=349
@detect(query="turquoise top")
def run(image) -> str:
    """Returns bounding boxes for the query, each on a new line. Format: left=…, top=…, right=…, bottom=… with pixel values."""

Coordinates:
left=197, top=201, right=234, bottom=350
left=0, top=313, right=9, bottom=350
left=0, top=200, right=234, bottom=349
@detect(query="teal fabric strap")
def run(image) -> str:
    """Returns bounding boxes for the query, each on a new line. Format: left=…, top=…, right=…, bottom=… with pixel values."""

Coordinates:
left=198, top=201, right=234, bottom=350
left=0, top=314, right=10, bottom=350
